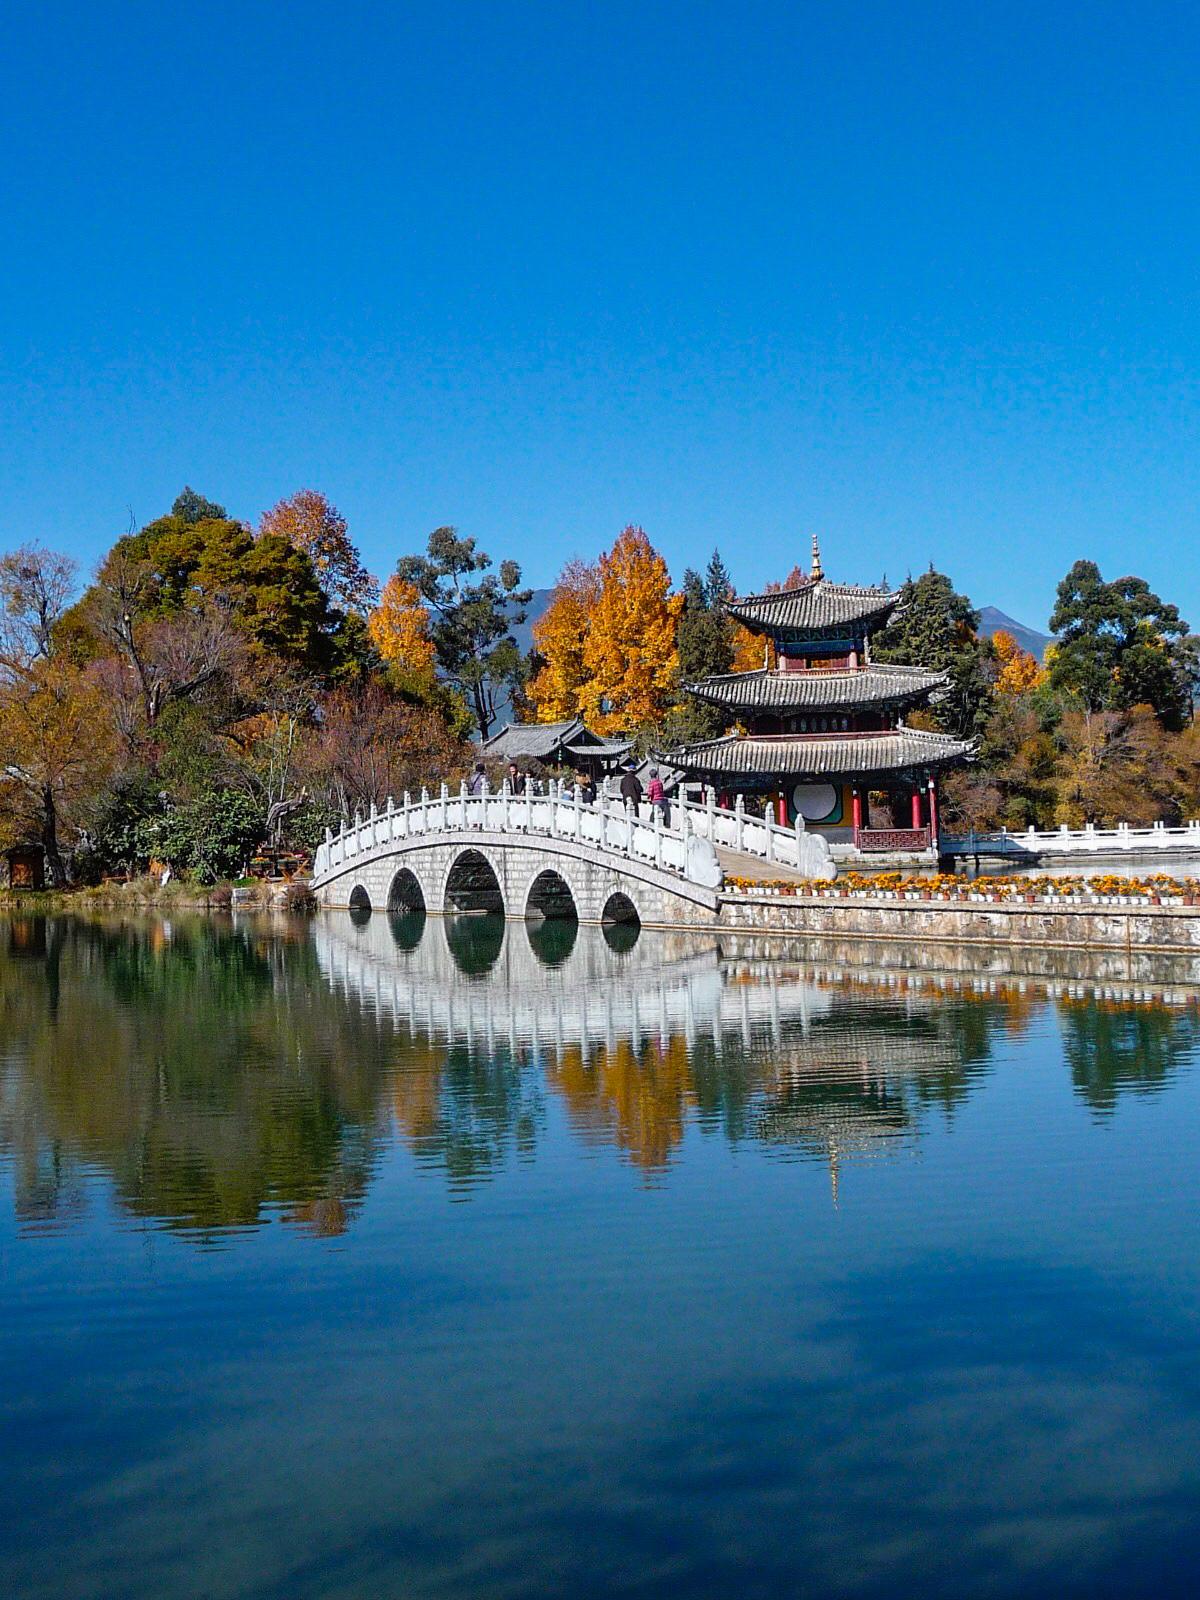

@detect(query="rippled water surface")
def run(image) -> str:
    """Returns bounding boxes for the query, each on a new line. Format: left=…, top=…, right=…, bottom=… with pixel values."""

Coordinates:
left=2, top=910, right=1200, bottom=1599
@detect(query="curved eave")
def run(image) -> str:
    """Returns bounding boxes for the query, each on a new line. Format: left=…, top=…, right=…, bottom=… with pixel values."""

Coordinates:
left=658, top=728, right=976, bottom=783
left=725, top=580, right=903, bottom=638
left=682, top=666, right=948, bottom=713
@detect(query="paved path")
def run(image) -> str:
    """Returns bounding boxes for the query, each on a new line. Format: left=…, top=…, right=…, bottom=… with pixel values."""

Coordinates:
left=715, top=846, right=815, bottom=884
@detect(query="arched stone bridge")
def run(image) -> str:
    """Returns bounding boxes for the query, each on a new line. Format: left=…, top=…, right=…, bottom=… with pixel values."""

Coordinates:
left=311, top=785, right=726, bottom=928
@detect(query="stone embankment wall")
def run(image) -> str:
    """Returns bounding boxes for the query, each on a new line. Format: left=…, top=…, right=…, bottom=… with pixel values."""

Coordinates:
left=718, top=893, right=1200, bottom=956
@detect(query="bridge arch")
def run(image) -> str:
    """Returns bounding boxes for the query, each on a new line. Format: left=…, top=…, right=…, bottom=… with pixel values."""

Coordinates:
left=387, top=866, right=426, bottom=914
left=601, top=889, right=640, bottom=927
left=348, top=884, right=372, bottom=920
left=444, top=848, right=505, bottom=915
left=525, top=868, right=578, bottom=921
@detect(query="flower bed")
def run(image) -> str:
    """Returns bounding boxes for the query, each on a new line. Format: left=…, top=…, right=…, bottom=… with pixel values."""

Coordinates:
left=722, top=871, right=1199, bottom=905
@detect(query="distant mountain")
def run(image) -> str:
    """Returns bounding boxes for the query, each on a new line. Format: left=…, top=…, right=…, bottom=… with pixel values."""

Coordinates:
left=507, top=588, right=554, bottom=657
left=977, top=606, right=1052, bottom=662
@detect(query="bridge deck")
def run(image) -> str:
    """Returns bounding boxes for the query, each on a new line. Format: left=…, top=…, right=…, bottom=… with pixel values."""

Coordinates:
left=715, top=846, right=815, bottom=884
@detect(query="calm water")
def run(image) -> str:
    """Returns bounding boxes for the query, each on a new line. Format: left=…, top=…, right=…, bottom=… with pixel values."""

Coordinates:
left=2, top=912, right=1200, bottom=1600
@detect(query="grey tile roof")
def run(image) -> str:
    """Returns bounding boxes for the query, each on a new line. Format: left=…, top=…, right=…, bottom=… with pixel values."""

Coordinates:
left=661, top=726, right=975, bottom=780
left=480, top=719, right=586, bottom=759
left=684, top=664, right=947, bottom=711
left=727, top=579, right=901, bottom=636
left=564, top=739, right=636, bottom=758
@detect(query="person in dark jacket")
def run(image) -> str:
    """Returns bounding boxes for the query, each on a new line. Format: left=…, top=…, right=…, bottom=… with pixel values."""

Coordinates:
left=576, top=770, right=597, bottom=804
left=619, top=765, right=643, bottom=809
left=507, top=762, right=526, bottom=794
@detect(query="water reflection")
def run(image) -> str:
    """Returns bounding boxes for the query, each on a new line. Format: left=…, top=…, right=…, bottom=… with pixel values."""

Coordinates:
left=1, top=912, right=1198, bottom=1239
left=1061, top=999, right=1200, bottom=1115
left=0, top=915, right=384, bottom=1239
left=444, top=910, right=506, bottom=974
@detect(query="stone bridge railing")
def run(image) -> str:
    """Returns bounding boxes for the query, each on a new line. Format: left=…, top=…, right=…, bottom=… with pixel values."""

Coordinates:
left=312, top=783, right=720, bottom=889
left=311, top=781, right=835, bottom=889
left=942, top=820, right=1200, bottom=859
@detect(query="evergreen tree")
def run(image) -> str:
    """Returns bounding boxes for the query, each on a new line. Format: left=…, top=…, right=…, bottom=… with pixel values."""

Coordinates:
left=171, top=487, right=228, bottom=524
left=704, top=549, right=735, bottom=608
left=873, top=567, right=994, bottom=738
left=395, top=527, right=532, bottom=739
left=1048, top=559, right=1198, bottom=729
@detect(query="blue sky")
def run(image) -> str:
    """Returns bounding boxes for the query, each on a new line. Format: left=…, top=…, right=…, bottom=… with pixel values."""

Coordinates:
left=2, top=2, right=1197, bottom=629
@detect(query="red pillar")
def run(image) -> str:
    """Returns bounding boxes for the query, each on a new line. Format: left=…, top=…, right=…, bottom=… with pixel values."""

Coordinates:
left=911, top=790, right=923, bottom=830
left=851, top=788, right=863, bottom=831
left=777, top=791, right=788, bottom=826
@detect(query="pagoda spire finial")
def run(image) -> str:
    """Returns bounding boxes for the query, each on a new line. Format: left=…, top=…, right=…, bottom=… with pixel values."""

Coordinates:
left=811, top=532, right=824, bottom=583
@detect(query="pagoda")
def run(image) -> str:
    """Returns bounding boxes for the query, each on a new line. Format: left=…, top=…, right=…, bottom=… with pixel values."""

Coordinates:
left=664, top=537, right=974, bottom=859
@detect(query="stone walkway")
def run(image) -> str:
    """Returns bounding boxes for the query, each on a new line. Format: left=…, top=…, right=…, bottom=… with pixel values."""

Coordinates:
left=715, top=846, right=815, bottom=884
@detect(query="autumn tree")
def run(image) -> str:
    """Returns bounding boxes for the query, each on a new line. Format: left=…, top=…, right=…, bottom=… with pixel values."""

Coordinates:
left=259, top=489, right=378, bottom=613
left=299, top=680, right=468, bottom=820
left=579, top=526, right=682, bottom=734
left=526, top=559, right=600, bottom=722
left=394, top=527, right=531, bottom=739
left=0, top=657, right=115, bottom=884
left=0, top=544, right=78, bottom=661
left=368, top=574, right=436, bottom=680
left=992, top=629, right=1045, bottom=695
left=1053, top=705, right=1172, bottom=826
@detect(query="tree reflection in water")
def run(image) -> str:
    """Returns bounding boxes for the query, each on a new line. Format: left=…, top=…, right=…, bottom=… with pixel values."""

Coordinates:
left=1060, top=997, right=1200, bottom=1115
left=1, top=911, right=1197, bottom=1237
left=0, top=915, right=387, bottom=1239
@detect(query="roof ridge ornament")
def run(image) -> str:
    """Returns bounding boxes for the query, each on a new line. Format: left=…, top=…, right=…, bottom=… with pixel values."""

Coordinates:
left=811, top=532, right=824, bottom=583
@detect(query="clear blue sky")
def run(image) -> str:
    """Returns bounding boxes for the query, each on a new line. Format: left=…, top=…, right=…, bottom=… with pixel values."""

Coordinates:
left=2, top=1, right=1197, bottom=630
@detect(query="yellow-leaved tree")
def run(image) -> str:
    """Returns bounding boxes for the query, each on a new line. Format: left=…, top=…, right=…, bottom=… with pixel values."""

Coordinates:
left=369, top=575, right=436, bottom=680
left=578, top=526, right=683, bottom=734
left=993, top=629, right=1045, bottom=694
left=259, top=489, right=378, bottom=613
left=526, top=559, right=600, bottom=722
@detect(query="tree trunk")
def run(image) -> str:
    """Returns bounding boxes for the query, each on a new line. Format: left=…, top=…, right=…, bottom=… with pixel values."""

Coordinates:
left=472, top=679, right=493, bottom=742
left=41, top=787, right=68, bottom=887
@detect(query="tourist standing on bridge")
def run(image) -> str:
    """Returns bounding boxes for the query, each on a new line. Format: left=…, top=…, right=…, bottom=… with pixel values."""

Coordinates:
left=620, top=764, right=643, bottom=813
left=577, top=770, right=597, bottom=805
left=469, top=761, right=487, bottom=796
left=647, top=767, right=669, bottom=825
left=507, top=762, right=526, bottom=795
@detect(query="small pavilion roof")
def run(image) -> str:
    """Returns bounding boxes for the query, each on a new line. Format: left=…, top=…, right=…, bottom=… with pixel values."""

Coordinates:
left=727, top=578, right=902, bottom=638
left=683, top=664, right=947, bottom=713
left=564, top=738, right=635, bottom=759
left=660, top=726, right=975, bottom=782
left=481, top=718, right=587, bottom=761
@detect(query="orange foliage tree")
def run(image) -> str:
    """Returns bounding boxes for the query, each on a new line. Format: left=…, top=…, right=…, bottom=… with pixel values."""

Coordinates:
left=992, top=629, right=1045, bottom=694
left=579, top=526, right=682, bottom=733
left=368, top=575, right=436, bottom=679
left=259, top=489, right=378, bottom=613
left=526, top=559, right=600, bottom=722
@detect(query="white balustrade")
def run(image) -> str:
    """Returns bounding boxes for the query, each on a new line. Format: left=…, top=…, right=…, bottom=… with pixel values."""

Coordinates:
left=316, top=779, right=867, bottom=888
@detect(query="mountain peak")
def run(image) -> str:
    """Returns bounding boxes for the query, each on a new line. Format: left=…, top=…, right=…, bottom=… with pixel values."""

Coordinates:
left=977, top=606, right=1051, bottom=662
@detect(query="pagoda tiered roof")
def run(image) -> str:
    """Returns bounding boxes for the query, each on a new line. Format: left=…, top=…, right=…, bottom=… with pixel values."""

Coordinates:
left=661, top=726, right=975, bottom=782
left=684, top=663, right=947, bottom=714
left=727, top=578, right=902, bottom=637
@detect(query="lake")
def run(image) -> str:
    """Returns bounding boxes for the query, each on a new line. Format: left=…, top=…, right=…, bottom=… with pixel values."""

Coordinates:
left=2, top=911, right=1199, bottom=1599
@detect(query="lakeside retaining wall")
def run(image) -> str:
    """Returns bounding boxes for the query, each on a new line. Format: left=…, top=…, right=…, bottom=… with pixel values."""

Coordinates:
left=716, top=893, right=1200, bottom=956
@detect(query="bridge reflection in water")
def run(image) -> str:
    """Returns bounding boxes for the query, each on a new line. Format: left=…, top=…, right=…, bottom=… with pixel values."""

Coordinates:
left=2, top=911, right=1198, bottom=1240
